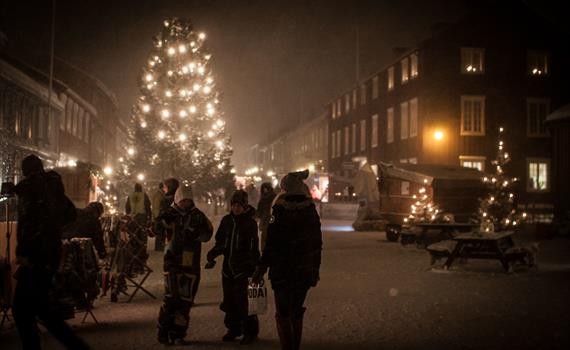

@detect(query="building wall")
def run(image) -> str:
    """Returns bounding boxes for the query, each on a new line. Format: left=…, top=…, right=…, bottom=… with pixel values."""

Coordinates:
left=327, top=6, right=570, bottom=212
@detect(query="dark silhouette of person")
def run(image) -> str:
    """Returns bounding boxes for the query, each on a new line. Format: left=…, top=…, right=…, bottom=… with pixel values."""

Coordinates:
left=253, top=170, right=322, bottom=350
left=12, top=154, right=90, bottom=350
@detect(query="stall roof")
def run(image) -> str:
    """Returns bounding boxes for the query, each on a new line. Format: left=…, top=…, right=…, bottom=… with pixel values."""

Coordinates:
left=545, top=104, right=570, bottom=124
left=379, top=162, right=484, bottom=185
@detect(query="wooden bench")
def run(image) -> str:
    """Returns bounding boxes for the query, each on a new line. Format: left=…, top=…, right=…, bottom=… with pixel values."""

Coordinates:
left=401, top=222, right=478, bottom=248
left=443, top=231, right=518, bottom=272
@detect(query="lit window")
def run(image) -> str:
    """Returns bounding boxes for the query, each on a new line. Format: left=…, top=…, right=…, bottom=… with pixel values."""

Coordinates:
left=371, top=114, right=379, bottom=148
left=409, top=98, right=418, bottom=138
left=528, top=50, right=549, bottom=76
left=400, top=158, right=408, bottom=164
left=332, top=103, right=336, bottom=119
left=336, top=130, right=341, bottom=157
left=387, top=108, right=394, bottom=144
left=461, top=95, right=485, bottom=136
left=337, top=99, right=342, bottom=117
left=401, top=57, right=409, bottom=83
left=331, top=132, right=336, bottom=158
left=360, top=119, right=366, bottom=151
left=410, top=52, right=419, bottom=78
left=400, top=101, right=409, bottom=140
left=527, top=98, right=549, bottom=137
left=344, top=126, right=349, bottom=155
left=409, top=157, right=418, bottom=164
left=527, top=159, right=549, bottom=192
left=460, top=156, right=485, bottom=171
left=360, top=84, right=366, bottom=105
left=387, top=66, right=394, bottom=91
left=351, top=123, right=356, bottom=153
left=345, top=94, right=350, bottom=113
left=461, top=48, right=485, bottom=74
left=372, top=76, right=379, bottom=99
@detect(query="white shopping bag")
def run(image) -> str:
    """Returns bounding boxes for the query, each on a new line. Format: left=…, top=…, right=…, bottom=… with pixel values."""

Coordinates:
left=247, top=278, right=268, bottom=315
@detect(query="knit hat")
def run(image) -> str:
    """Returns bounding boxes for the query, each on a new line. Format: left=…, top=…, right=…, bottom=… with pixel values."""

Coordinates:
left=230, top=190, right=248, bottom=207
left=280, top=169, right=310, bottom=196
left=174, top=185, right=194, bottom=204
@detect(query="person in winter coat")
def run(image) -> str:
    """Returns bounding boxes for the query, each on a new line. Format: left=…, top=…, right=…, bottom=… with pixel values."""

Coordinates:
left=252, top=170, right=322, bottom=350
left=125, top=183, right=152, bottom=225
left=11, top=154, right=90, bottom=350
left=256, top=182, right=276, bottom=250
left=62, top=201, right=107, bottom=259
left=156, top=184, right=213, bottom=345
left=154, top=178, right=179, bottom=251
left=206, top=190, right=260, bottom=345
left=150, top=182, right=164, bottom=222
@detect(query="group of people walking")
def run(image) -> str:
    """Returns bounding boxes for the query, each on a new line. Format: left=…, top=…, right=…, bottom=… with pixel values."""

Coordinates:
left=154, top=169, right=322, bottom=349
left=6, top=154, right=322, bottom=350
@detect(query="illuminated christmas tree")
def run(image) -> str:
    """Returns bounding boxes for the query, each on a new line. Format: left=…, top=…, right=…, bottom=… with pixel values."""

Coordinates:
left=404, top=186, right=442, bottom=224
left=478, top=127, right=526, bottom=232
left=119, top=17, right=233, bottom=193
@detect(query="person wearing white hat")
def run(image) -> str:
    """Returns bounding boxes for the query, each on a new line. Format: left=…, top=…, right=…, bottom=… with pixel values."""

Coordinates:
left=156, top=184, right=214, bottom=345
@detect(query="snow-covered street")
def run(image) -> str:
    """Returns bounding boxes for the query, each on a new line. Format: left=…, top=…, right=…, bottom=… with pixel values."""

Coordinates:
left=2, top=219, right=570, bottom=350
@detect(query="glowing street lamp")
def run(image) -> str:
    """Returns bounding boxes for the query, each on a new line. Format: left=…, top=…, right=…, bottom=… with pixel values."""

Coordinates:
left=434, top=130, right=444, bottom=141
left=103, top=166, right=113, bottom=175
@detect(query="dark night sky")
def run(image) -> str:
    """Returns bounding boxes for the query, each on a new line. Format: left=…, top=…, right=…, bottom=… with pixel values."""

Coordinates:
left=0, top=0, right=566, bottom=169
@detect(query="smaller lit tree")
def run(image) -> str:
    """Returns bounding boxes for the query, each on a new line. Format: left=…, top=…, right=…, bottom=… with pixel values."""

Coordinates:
left=404, top=186, right=442, bottom=224
left=478, top=127, right=527, bottom=232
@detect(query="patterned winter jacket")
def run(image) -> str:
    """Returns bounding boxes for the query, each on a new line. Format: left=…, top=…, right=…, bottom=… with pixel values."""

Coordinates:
left=159, top=200, right=213, bottom=273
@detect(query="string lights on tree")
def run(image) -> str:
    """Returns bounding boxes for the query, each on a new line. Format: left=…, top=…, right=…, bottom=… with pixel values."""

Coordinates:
left=478, top=127, right=527, bottom=232
left=404, top=186, right=442, bottom=224
left=118, top=17, right=233, bottom=192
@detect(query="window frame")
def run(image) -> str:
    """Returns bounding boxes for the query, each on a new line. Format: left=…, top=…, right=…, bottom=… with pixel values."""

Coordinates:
left=387, top=66, right=395, bottom=91
left=387, top=107, right=394, bottom=144
left=350, top=123, right=356, bottom=153
left=401, top=57, right=409, bottom=84
left=461, top=47, right=485, bottom=74
left=371, top=114, right=379, bottom=148
left=331, top=131, right=336, bottom=158
left=409, top=98, right=418, bottom=138
left=400, top=101, right=409, bottom=140
left=360, top=119, right=367, bottom=151
left=526, top=97, right=550, bottom=137
left=460, top=95, right=486, bottom=136
left=526, top=158, right=550, bottom=192
left=527, top=50, right=550, bottom=77
left=372, top=76, right=379, bottom=99
left=360, top=84, right=367, bottom=105
left=410, top=52, right=419, bottom=79
left=459, top=155, right=486, bottom=171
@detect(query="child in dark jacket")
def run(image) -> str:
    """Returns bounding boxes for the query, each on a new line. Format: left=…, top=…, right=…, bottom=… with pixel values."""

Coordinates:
left=206, top=190, right=260, bottom=345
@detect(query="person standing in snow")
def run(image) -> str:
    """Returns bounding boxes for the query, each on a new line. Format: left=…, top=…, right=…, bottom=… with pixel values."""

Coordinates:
left=125, top=183, right=152, bottom=226
left=154, top=178, right=179, bottom=251
left=256, top=182, right=276, bottom=250
left=11, top=154, right=90, bottom=350
left=156, top=184, right=213, bottom=345
left=150, top=182, right=165, bottom=224
left=252, top=170, right=322, bottom=350
left=206, top=190, right=260, bottom=345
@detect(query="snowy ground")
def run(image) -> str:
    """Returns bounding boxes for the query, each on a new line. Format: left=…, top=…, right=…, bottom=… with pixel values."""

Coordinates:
left=1, top=219, right=570, bottom=350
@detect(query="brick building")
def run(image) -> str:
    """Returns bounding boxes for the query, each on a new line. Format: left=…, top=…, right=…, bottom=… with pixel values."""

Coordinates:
left=327, top=5, right=570, bottom=220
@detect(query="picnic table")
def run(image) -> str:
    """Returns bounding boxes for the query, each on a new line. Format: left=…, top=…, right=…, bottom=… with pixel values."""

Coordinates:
left=442, top=231, right=517, bottom=272
left=400, top=222, right=478, bottom=247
